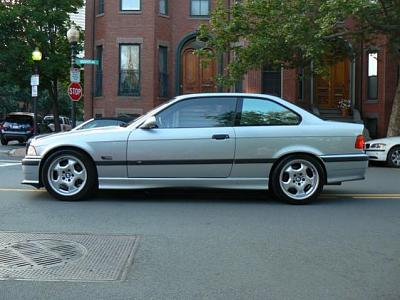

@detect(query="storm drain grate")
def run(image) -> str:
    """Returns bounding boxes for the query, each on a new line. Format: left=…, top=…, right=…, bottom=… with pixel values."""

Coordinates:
left=0, top=232, right=139, bottom=282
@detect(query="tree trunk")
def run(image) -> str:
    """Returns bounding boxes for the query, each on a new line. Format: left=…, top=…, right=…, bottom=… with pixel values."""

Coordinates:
left=49, top=80, right=61, bottom=132
left=386, top=78, right=400, bottom=137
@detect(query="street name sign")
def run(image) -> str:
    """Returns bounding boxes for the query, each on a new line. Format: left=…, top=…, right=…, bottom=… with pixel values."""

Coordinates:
left=76, top=58, right=99, bottom=65
left=68, top=82, right=83, bottom=102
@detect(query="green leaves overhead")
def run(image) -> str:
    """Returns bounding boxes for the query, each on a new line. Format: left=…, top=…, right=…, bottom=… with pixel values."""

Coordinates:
left=198, top=0, right=400, bottom=85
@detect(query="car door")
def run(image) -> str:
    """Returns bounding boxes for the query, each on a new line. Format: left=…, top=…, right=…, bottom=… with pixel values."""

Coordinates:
left=127, top=96, right=237, bottom=178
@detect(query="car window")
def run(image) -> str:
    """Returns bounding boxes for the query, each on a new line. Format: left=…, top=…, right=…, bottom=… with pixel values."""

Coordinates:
left=155, top=97, right=237, bottom=128
left=239, top=98, right=300, bottom=126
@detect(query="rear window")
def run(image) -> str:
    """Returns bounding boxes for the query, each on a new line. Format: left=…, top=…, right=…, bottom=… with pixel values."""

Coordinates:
left=5, top=115, right=33, bottom=125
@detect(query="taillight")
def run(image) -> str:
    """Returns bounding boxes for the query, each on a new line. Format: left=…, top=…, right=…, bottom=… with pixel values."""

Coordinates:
left=355, top=135, right=365, bottom=149
left=27, top=126, right=34, bottom=133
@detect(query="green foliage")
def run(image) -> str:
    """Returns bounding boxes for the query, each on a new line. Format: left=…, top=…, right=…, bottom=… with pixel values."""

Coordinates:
left=198, top=0, right=400, bottom=85
left=0, top=0, right=84, bottom=129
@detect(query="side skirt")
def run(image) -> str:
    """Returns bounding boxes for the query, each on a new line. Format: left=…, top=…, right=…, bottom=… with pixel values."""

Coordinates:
left=98, top=177, right=269, bottom=190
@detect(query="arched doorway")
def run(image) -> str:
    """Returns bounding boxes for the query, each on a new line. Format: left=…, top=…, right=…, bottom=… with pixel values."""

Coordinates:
left=315, top=59, right=350, bottom=109
left=180, top=39, right=217, bottom=94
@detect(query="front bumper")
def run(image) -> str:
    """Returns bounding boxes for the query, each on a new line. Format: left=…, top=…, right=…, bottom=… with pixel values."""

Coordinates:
left=364, top=150, right=387, bottom=162
left=21, top=157, right=42, bottom=188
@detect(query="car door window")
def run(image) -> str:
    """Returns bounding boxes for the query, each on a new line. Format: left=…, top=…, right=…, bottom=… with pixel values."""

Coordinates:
left=156, top=97, right=237, bottom=128
left=239, top=98, right=300, bottom=126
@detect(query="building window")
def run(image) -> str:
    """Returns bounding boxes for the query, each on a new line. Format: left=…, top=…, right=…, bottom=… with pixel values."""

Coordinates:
left=121, top=0, right=140, bottom=11
left=98, top=0, right=104, bottom=14
left=95, top=45, right=103, bottom=97
left=367, top=51, right=378, bottom=100
left=160, top=0, right=167, bottom=15
left=159, top=46, right=168, bottom=97
left=119, top=44, right=140, bottom=96
left=262, top=66, right=281, bottom=97
left=297, top=68, right=304, bottom=101
left=191, top=0, right=209, bottom=16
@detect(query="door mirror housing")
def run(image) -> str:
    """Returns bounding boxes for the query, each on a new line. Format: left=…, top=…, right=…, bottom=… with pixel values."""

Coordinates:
left=140, top=116, right=157, bottom=129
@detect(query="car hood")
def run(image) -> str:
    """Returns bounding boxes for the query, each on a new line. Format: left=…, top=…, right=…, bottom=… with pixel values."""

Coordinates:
left=367, top=136, right=400, bottom=144
left=31, top=126, right=128, bottom=147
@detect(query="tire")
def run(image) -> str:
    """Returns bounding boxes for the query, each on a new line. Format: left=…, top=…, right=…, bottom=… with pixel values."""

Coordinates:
left=387, top=146, right=400, bottom=168
left=1, top=138, right=8, bottom=146
left=42, top=149, right=97, bottom=201
left=271, top=155, right=324, bottom=205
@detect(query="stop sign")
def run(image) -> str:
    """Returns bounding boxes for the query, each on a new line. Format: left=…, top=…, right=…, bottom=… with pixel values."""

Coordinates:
left=68, top=82, right=82, bottom=101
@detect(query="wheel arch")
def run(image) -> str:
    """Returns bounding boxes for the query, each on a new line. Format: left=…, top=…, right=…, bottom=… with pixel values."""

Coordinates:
left=38, top=146, right=98, bottom=187
left=268, top=152, right=328, bottom=189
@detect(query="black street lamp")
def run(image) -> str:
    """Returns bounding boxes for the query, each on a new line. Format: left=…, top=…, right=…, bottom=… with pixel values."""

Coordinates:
left=67, top=24, right=80, bottom=128
left=31, top=47, right=42, bottom=135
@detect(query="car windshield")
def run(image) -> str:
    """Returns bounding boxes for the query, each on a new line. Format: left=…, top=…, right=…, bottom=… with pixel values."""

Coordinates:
left=126, top=98, right=177, bottom=126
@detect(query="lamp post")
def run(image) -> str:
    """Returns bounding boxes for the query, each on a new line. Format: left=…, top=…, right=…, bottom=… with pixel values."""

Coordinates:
left=67, top=24, right=80, bottom=128
left=31, top=47, right=42, bottom=135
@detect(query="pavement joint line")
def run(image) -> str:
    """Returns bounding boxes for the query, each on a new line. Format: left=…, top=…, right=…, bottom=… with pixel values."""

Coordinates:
left=0, top=163, right=21, bottom=167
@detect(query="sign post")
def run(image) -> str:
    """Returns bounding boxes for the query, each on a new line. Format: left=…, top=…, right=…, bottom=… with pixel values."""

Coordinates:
left=68, top=82, right=83, bottom=102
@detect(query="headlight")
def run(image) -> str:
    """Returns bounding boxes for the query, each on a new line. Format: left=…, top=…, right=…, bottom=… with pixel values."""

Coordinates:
left=370, top=143, right=386, bottom=150
left=26, top=145, right=37, bottom=156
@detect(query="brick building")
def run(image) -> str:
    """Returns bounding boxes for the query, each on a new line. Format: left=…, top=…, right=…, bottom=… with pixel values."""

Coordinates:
left=84, top=0, right=399, bottom=138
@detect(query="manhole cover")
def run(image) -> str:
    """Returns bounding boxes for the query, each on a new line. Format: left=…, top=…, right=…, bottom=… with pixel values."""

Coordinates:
left=0, top=239, right=86, bottom=270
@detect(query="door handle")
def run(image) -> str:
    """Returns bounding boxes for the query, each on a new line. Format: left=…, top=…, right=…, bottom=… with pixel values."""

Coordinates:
left=212, top=134, right=230, bottom=140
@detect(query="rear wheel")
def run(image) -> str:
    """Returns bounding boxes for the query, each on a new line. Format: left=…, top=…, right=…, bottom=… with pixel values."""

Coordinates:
left=271, top=155, right=324, bottom=204
left=387, top=146, right=400, bottom=168
left=42, top=150, right=97, bottom=201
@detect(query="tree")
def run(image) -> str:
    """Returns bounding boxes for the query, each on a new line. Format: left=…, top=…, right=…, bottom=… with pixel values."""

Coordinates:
left=0, top=0, right=84, bottom=131
left=198, top=0, right=400, bottom=136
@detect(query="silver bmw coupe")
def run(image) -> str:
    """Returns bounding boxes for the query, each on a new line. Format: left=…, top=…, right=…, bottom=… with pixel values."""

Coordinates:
left=22, top=93, right=368, bottom=204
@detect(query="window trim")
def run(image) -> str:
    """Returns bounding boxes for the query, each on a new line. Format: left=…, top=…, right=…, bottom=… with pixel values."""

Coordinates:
left=120, top=0, right=141, bottom=11
left=118, top=43, right=141, bottom=97
left=190, top=0, right=210, bottom=17
left=154, top=96, right=239, bottom=129
left=366, top=50, right=379, bottom=101
left=159, top=0, right=168, bottom=15
left=235, top=96, right=302, bottom=127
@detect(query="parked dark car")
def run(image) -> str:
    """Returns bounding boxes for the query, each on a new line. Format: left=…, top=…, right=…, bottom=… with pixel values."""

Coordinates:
left=0, top=112, right=50, bottom=145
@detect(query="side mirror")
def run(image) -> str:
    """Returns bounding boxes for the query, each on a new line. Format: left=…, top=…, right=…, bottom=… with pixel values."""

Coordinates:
left=140, top=116, right=157, bottom=129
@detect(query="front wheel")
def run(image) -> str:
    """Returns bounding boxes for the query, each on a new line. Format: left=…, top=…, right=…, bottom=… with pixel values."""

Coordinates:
left=1, top=137, right=8, bottom=145
left=42, top=150, right=97, bottom=201
left=387, top=146, right=400, bottom=168
left=271, top=155, right=324, bottom=204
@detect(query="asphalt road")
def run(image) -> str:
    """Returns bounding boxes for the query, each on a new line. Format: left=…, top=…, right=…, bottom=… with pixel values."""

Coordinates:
left=0, top=148, right=399, bottom=300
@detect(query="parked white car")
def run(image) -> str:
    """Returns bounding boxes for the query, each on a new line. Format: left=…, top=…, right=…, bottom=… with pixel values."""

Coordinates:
left=44, top=115, right=72, bottom=132
left=364, top=136, right=400, bottom=167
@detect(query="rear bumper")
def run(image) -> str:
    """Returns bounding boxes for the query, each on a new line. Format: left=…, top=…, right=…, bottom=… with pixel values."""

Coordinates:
left=1, top=132, right=33, bottom=142
left=21, top=158, right=41, bottom=188
left=320, top=154, right=369, bottom=184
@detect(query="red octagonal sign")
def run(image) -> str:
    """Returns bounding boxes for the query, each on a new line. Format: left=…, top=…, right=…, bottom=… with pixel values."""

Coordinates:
left=68, top=82, right=82, bottom=102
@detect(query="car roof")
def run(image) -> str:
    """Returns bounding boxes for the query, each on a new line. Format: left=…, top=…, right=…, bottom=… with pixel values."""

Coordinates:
left=8, top=112, right=34, bottom=117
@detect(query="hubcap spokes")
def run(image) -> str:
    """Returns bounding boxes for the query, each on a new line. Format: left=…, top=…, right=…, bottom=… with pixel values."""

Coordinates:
left=47, top=156, right=87, bottom=196
left=279, top=160, right=319, bottom=200
left=391, top=150, right=400, bottom=166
